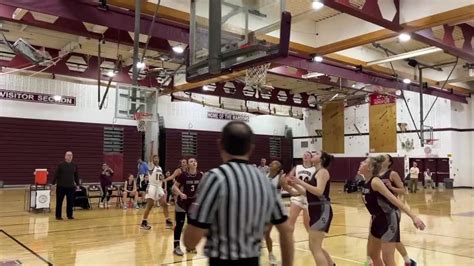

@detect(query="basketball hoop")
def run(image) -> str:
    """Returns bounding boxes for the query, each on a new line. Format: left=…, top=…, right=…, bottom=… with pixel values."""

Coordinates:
left=133, top=112, right=153, bottom=132
left=425, top=139, right=438, bottom=145
left=244, top=63, right=271, bottom=91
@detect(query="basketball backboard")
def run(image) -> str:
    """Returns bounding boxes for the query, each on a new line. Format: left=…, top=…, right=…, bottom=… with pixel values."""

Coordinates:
left=423, top=125, right=435, bottom=144
left=186, top=0, right=291, bottom=82
left=114, top=84, right=158, bottom=121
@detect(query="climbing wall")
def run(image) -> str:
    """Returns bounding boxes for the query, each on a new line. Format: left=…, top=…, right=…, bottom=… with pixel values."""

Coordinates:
left=369, top=93, right=397, bottom=152
left=322, top=101, right=345, bottom=153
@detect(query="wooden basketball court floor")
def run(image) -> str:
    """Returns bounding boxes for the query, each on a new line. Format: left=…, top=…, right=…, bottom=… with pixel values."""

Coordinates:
left=1, top=184, right=473, bottom=265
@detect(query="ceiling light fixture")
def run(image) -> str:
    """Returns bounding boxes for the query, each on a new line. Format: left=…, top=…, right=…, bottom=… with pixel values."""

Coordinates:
left=172, top=46, right=184, bottom=54
left=136, top=61, right=146, bottom=69
left=312, top=0, right=324, bottom=10
left=403, top=78, right=411, bottom=84
left=398, top=33, right=411, bottom=42
left=106, top=70, right=116, bottom=78
left=203, top=85, right=216, bottom=91
left=313, top=55, right=323, bottom=62
left=366, top=47, right=442, bottom=66
left=329, top=93, right=339, bottom=101
left=302, top=72, right=324, bottom=79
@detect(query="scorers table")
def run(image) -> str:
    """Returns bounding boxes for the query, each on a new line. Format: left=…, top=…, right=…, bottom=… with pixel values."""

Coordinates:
left=24, top=185, right=52, bottom=212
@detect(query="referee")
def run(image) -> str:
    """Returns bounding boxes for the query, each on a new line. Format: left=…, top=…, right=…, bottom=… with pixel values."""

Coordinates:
left=52, top=151, right=79, bottom=220
left=184, top=121, right=294, bottom=266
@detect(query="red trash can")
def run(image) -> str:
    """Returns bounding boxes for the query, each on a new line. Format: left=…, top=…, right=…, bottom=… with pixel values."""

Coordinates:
left=34, top=169, right=48, bottom=185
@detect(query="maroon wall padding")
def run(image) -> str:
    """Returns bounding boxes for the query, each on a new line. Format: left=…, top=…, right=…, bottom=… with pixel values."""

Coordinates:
left=0, top=117, right=142, bottom=185
left=103, top=154, right=124, bottom=182
left=293, top=156, right=405, bottom=182
left=164, top=128, right=293, bottom=173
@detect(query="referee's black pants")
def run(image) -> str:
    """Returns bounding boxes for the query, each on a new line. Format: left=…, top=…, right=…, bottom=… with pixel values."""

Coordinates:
left=209, top=257, right=258, bottom=266
left=56, top=186, right=75, bottom=219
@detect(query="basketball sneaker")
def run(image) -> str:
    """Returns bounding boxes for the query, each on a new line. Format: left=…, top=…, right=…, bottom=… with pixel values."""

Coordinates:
left=173, top=246, right=184, bottom=256
left=405, top=259, right=416, bottom=266
left=165, top=219, right=173, bottom=229
left=140, top=220, right=151, bottom=230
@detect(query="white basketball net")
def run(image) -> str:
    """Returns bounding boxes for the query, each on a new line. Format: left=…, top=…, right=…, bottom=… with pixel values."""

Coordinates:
left=245, top=63, right=271, bottom=89
left=133, top=112, right=153, bottom=132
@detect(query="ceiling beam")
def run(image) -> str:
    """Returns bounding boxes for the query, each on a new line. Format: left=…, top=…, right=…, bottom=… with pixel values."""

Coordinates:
left=366, top=47, right=443, bottom=66
left=186, top=82, right=316, bottom=109
left=169, top=71, right=247, bottom=93
left=290, top=87, right=325, bottom=94
left=268, top=66, right=354, bottom=90
left=269, top=66, right=381, bottom=97
left=275, top=55, right=468, bottom=103
left=315, top=5, right=474, bottom=55
left=107, top=0, right=190, bottom=25
left=320, top=0, right=401, bottom=31
left=0, top=4, right=173, bottom=56
left=412, top=24, right=474, bottom=62
left=11, top=8, right=27, bottom=20
left=326, top=53, right=469, bottom=94
left=438, top=76, right=474, bottom=85
left=0, top=0, right=188, bottom=43
left=0, top=47, right=160, bottom=88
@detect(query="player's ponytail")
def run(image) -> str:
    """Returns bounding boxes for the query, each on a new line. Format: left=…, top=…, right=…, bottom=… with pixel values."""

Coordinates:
left=320, top=151, right=334, bottom=168
left=369, top=156, right=385, bottom=177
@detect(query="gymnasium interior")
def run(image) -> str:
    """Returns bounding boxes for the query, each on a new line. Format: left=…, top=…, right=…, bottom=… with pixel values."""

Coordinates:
left=0, top=0, right=473, bottom=265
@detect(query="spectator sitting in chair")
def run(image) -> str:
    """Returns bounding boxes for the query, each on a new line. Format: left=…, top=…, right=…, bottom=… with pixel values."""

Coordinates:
left=424, top=168, right=435, bottom=189
left=99, top=163, right=114, bottom=208
left=122, top=174, right=139, bottom=209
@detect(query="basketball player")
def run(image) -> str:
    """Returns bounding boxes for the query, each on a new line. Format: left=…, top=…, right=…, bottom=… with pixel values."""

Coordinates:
left=289, top=151, right=335, bottom=266
left=140, top=155, right=173, bottom=230
left=170, top=159, right=188, bottom=178
left=168, top=159, right=188, bottom=203
left=377, top=154, right=416, bottom=266
left=172, top=158, right=202, bottom=256
left=264, top=160, right=284, bottom=265
left=283, top=151, right=315, bottom=232
left=359, top=156, right=425, bottom=266
left=122, top=174, right=138, bottom=209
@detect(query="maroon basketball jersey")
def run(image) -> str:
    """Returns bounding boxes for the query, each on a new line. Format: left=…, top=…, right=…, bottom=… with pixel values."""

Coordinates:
left=176, top=171, right=203, bottom=211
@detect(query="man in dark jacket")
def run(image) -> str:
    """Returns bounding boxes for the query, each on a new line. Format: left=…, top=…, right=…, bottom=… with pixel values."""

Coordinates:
left=52, top=151, right=79, bottom=220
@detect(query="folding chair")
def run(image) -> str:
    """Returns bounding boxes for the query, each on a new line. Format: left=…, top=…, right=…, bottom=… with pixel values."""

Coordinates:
left=73, top=186, right=91, bottom=210
left=87, top=184, right=102, bottom=209
left=109, top=185, right=122, bottom=208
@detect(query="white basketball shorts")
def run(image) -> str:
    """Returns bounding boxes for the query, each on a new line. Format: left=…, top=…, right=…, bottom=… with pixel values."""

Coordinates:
left=145, top=184, right=165, bottom=201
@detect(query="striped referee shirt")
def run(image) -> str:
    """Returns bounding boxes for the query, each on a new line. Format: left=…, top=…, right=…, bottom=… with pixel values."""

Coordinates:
left=188, top=159, right=288, bottom=260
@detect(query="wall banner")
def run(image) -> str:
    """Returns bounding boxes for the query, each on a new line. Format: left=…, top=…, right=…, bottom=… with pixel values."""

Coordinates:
left=207, top=111, right=250, bottom=122
left=0, top=89, right=76, bottom=106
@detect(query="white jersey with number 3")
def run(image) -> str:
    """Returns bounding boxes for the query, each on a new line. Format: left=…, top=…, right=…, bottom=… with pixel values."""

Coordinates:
left=290, top=165, right=316, bottom=206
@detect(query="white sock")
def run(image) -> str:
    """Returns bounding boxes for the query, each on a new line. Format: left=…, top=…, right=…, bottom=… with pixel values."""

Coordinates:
left=403, top=255, right=411, bottom=263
